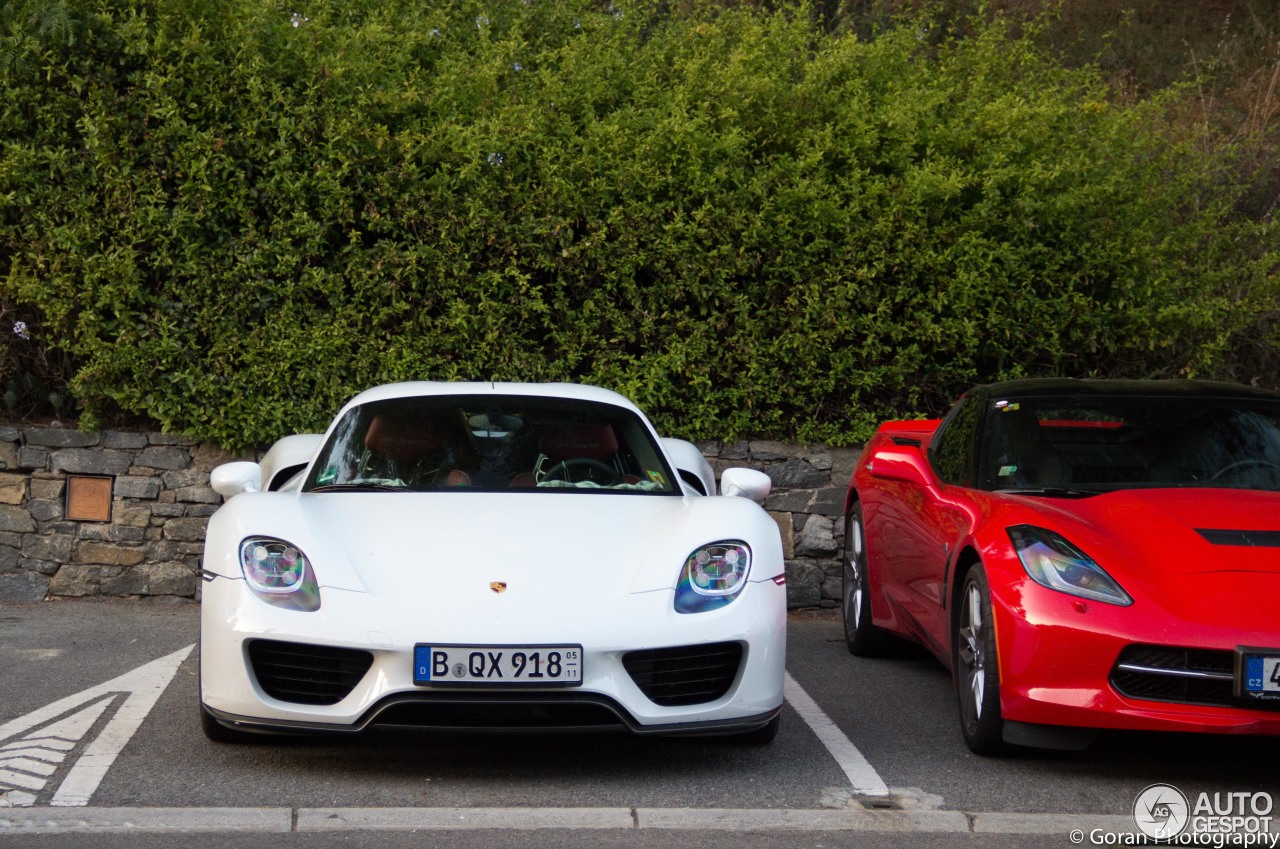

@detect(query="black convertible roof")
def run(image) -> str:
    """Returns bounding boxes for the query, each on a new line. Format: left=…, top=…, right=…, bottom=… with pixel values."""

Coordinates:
left=972, top=377, right=1280, bottom=402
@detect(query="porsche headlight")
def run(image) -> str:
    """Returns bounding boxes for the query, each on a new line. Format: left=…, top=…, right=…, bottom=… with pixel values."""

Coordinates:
left=675, top=541, right=751, bottom=614
left=239, top=537, right=321, bottom=612
left=1007, top=525, right=1131, bottom=606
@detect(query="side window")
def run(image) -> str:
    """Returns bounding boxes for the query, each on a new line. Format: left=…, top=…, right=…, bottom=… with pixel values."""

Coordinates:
left=929, top=396, right=982, bottom=487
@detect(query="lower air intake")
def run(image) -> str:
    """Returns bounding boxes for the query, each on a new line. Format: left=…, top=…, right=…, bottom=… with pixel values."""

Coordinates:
left=622, top=642, right=743, bottom=707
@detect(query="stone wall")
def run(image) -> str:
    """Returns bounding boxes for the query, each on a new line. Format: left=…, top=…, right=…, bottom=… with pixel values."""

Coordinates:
left=699, top=440, right=856, bottom=609
left=0, top=426, right=245, bottom=603
left=0, top=425, right=854, bottom=608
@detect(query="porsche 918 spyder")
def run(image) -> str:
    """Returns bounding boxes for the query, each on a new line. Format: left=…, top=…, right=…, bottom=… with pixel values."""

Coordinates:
left=200, top=382, right=786, bottom=743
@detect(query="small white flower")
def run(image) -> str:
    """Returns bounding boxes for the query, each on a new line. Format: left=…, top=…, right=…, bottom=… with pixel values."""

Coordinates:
left=487, top=152, right=504, bottom=167
left=290, top=12, right=309, bottom=27
left=512, top=62, right=523, bottom=71
left=476, top=14, right=489, bottom=28
left=12, top=321, right=30, bottom=340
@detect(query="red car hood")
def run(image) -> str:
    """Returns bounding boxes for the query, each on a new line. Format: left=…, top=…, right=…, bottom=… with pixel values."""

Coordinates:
left=1033, top=488, right=1280, bottom=633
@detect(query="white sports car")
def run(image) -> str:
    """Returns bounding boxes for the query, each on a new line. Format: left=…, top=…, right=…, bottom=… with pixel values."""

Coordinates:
left=199, top=382, right=787, bottom=743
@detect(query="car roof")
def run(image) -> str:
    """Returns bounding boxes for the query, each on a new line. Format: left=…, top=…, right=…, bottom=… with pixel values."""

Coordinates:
left=970, top=377, right=1280, bottom=402
left=337, top=382, right=646, bottom=417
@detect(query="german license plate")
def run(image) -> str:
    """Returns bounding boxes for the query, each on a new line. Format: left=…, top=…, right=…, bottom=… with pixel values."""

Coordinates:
left=1236, top=647, right=1280, bottom=703
left=413, top=644, right=582, bottom=686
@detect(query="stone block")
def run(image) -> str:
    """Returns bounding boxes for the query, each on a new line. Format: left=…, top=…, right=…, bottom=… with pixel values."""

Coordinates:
left=75, top=523, right=144, bottom=543
left=101, top=561, right=196, bottom=597
left=161, top=469, right=207, bottom=489
left=796, top=515, right=840, bottom=558
left=28, top=499, right=62, bottom=522
left=0, top=505, right=35, bottom=533
left=114, top=476, right=162, bottom=500
left=784, top=559, right=823, bottom=608
left=101, top=431, right=150, bottom=449
left=0, top=544, right=18, bottom=572
left=719, top=441, right=750, bottom=461
left=0, top=473, right=25, bottom=504
left=192, top=443, right=243, bottom=471
left=765, top=459, right=829, bottom=490
left=22, top=533, right=74, bottom=563
left=163, top=517, right=209, bottom=542
left=29, top=477, right=65, bottom=500
left=0, top=426, right=18, bottom=442
left=24, top=428, right=100, bottom=448
left=51, top=448, right=135, bottom=476
left=0, top=570, right=48, bottom=602
left=17, top=446, right=49, bottom=470
left=764, top=489, right=814, bottom=513
left=150, top=502, right=185, bottom=518
left=75, top=541, right=146, bottom=567
left=768, top=511, right=795, bottom=560
left=134, top=446, right=191, bottom=471
left=148, top=433, right=197, bottom=446
left=174, top=486, right=219, bottom=505
left=811, top=487, right=847, bottom=517
left=184, top=504, right=219, bottom=518
left=693, top=440, right=721, bottom=458
left=20, top=557, right=60, bottom=575
left=748, top=440, right=795, bottom=462
left=49, top=564, right=105, bottom=596
left=0, top=441, right=19, bottom=472
left=115, top=502, right=152, bottom=528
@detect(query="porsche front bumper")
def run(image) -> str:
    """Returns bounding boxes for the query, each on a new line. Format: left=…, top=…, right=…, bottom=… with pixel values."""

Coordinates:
left=199, top=574, right=787, bottom=736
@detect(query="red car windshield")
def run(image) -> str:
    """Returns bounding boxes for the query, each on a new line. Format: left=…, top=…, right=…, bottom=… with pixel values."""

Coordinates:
left=979, top=394, right=1280, bottom=492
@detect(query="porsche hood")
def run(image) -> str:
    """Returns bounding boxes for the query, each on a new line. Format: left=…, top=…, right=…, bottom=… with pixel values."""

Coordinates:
left=205, top=490, right=785, bottom=603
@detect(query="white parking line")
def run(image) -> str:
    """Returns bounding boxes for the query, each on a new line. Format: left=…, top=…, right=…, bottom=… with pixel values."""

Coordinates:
left=0, top=645, right=194, bottom=807
left=784, top=672, right=889, bottom=797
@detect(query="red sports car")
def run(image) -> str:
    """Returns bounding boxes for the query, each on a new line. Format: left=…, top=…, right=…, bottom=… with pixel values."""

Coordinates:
left=844, top=378, right=1280, bottom=754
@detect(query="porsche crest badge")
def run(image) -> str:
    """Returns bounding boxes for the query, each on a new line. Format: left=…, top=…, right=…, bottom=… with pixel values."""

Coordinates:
left=490, top=581, right=508, bottom=594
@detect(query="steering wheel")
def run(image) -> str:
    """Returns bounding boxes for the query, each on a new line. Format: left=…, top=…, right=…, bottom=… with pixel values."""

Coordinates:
left=1211, top=458, right=1280, bottom=480
left=542, top=458, right=621, bottom=486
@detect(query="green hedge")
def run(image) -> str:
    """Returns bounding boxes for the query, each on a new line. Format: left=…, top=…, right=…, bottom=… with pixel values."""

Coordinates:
left=2, top=0, right=1276, bottom=448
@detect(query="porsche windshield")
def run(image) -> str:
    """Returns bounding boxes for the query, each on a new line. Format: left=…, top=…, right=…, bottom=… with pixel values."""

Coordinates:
left=979, top=393, right=1280, bottom=493
left=302, top=395, right=679, bottom=494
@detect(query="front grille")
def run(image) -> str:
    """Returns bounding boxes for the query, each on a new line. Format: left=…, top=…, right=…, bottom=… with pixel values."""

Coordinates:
left=622, top=642, right=743, bottom=707
left=247, top=639, right=374, bottom=706
left=368, top=692, right=630, bottom=731
left=1110, top=645, right=1234, bottom=708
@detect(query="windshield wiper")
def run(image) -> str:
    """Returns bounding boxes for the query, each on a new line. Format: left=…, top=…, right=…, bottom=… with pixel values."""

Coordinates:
left=996, top=486, right=1099, bottom=498
left=307, top=482, right=404, bottom=493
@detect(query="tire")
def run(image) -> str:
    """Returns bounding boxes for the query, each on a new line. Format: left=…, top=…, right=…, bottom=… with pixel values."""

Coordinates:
left=954, top=565, right=1007, bottom=755
left=842, top=505, right=891, bottom=657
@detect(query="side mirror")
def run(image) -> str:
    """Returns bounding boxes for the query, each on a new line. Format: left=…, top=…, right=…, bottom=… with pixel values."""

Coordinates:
left=720, top=467, right=772, bottom=503
left=210, top=462, right=263, bottom=498
left=866, top=445, right=937, bottom=489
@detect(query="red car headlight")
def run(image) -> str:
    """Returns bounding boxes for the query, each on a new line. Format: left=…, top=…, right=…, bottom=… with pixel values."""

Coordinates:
left=1007, top=525, right=1132, bottom=606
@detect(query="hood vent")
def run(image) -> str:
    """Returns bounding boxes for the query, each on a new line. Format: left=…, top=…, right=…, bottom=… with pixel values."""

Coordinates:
left=1197, top=528, right=1280, bottom=548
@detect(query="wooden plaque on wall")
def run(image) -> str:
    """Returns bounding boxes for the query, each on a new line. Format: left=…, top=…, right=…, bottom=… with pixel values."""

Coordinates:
left=65, top=475, right=113, bottom=522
